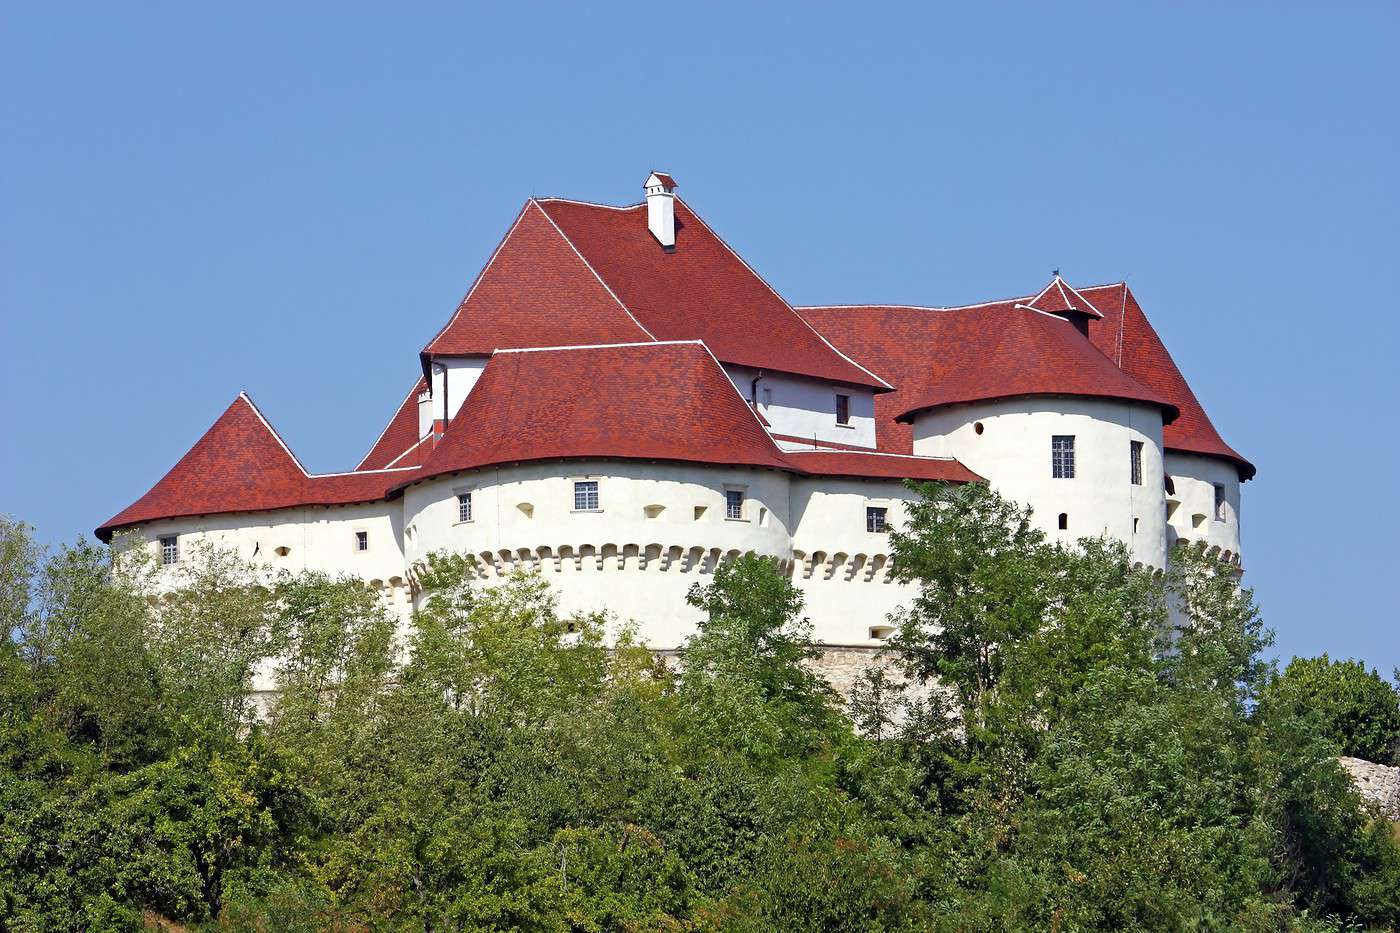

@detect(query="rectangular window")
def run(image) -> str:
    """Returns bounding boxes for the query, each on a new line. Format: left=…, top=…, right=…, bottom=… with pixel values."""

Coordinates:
left=355, top=531, right=369, bottom=551
left=835, top=393, right=851, bottom=425
left=1214, top=483, right=1227, bottom=522
left=457, top=492, right=472, bottom=523
left=725, top=489, right=745, bottom=520
left=159, top=535, right=178, bottom=566
left=1130, top=440, right=1143, bottom=486
left=866, top=506, right=888, bottom=533
left=574, top=480, right=599, bottom=511
left=1051, top=435, right=1076, bottom=478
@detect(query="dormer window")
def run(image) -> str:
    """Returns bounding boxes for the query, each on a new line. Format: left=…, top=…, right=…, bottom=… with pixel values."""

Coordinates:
left=159, top=535, right=179, bottom=566
left=835, top=393, right=851, bottom=426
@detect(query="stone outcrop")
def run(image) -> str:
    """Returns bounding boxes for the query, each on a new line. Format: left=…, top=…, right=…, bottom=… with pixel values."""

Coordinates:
left=1339, top=756, right=1400, bottom=821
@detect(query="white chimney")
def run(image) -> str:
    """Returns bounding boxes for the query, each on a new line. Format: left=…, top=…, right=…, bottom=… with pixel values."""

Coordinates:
left=645, top=171, right=677, bottom=248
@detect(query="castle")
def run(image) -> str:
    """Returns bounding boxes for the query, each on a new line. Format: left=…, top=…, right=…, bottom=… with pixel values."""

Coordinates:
left=97, top=172, right=1252, bottom=654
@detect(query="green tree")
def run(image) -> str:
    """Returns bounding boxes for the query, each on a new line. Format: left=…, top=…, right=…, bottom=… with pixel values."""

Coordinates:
left=1263, top=653, right=1400, bottom=764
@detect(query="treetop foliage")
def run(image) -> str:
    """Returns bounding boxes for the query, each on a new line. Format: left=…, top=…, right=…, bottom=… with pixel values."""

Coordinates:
left=1, top=498, right=1397, bottom=930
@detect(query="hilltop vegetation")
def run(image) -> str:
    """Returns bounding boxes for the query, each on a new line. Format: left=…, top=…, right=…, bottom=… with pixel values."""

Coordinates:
left=2, top=485, right=1398, bottom=931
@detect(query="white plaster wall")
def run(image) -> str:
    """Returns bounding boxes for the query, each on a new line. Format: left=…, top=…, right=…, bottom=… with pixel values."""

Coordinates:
left=788, top=476, right=921, bottom=646
left=911, top=398, right=1168, bottom=567
left=1164, top=452, right=1243, bottom=559
left=723, top=365, right=877, bottom=449
left=429, top=357, right=489, bottom=423
left=403, top=461, right=795, bottom=647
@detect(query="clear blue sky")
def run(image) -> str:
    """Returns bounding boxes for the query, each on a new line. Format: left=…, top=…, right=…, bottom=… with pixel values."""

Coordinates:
left=3, top=3, right=1396, bottom=673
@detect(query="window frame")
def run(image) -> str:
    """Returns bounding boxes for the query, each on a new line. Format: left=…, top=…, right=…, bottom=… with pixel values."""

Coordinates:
left=355, top=530, right=369, bottom=552
left=866, top=505, right=888, bottom=534
left=573, top=480, right=600, bottom=512
left=724, top=488, right=746, bottom=521
left=835, top=393, right=851, bottom=426
left=456, top=491, right=473, bottom=524
left=1130, top=440, right=1144, bottom=486
left=1213, top=483, right=1227, bottom=522
left=158, top=534, right=179, bottom=566
left=1051, top=435, right=1076, bottom=479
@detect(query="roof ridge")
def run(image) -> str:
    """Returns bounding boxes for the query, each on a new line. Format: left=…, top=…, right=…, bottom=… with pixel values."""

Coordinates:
left=236, top=391, right=310, bottom=477
left=421, top=202, right=533, bottom=355
left=530, top=199, right=659, bottom=342
left=533, top=196, right=644, bottom=212
left=675, top=197, right=894, bottom=390
left=493, top=339, right=702, bottom=355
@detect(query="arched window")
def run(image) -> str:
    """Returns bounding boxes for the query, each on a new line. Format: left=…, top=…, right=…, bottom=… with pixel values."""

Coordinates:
left=1058, top=513, right=1068, bottom=530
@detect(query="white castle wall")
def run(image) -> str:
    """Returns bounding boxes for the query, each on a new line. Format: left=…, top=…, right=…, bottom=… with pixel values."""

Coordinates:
left=1164, top=451, right=1242, bottom=560
left=722, top=365, right=878, bottom=449
left=910, top=397, right=1168, bottom=568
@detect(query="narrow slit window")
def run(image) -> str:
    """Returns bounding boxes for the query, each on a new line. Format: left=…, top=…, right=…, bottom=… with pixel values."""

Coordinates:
left=355, top=531, right=369, bottom=552
left=1058, top=513, right=1069, bottom=530
left=1051, top=435, right=1076, bottom=478
left=159, top=535, right=179, bottom=566
left=866, top=506, right=888, bottom=533
left=574, top=481, right=599, bottom=511
left=1130, top=440, right=1143, bottom=485
left=725, top=489, right=745, bottom=520
left=1214, top=484, right=1226, bottom=522
left=835, top=393, right=850, bottom=425
left=457, top=492, right=472, bottom=523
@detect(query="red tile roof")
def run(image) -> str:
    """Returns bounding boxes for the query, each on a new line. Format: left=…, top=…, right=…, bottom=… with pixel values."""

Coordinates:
left=356, top=376, right=427, bottom=470
left=421, top=202, right=654, bottom=359
left=530, top=198, right=889, bottom=389
left=648, top=172, right=678, bottom=189
left=399, top=341, right=973, bottom=491
left=781, top=449, right=982, bottom=483
left=1079, top=283, right=1254, bottom=479
left=96, top=394, right=415, bottom=541
left=797, top=301, right=1177, bottom=445
left=402, top=342, right=793, bottom=485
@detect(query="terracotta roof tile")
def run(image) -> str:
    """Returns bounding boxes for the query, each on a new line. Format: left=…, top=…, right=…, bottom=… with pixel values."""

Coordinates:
left=96, top=394, right=415, bottom=540
left=1079, top=283, right=1254, bottom=478
left=532, top=198, right=889, bottom=389
left=781, top=449, right=982, bottom=483
left=421, top=202, right=653, bottom=359
left=1023, top=275, right=1104, bottom=318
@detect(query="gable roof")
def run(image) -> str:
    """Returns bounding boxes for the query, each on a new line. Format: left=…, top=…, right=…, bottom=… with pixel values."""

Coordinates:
left=1021, top=275, right=1104, bottom=318
left=528, top=198, right=890, bottom=389
left=421, top=202, right=654, bottom=360
left=1079, top=283, right=1254, bottom=479
left=96, top=394, right=415, bottom=541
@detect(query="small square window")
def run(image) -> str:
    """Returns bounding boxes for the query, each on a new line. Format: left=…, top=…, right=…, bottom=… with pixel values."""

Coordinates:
left=835, top=393, right=851, bottom=425
left=866, top=506, right=887, bottom=533
left=159, top=535, right=179, bottom=566
left=1214, top=484, right=1227, bottom=522
left=457, top=492, right=472, bottom=523
left=355, top=531, right=369, bottom=551
left=574, top=481, right=599, bottom=511
left=1051, top=435, right=1076, bottom=479
left=725, top=489, right=745, bottom=520
left=1130, top=440, right=1143, bottom=486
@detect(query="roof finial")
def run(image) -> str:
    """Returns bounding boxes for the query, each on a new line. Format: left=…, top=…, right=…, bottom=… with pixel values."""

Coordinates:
left=1052, top=268, right=1061, bottom=279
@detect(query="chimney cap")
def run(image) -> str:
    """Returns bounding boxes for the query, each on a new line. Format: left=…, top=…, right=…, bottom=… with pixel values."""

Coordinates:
left=646, top=171, right=678, bottom=192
